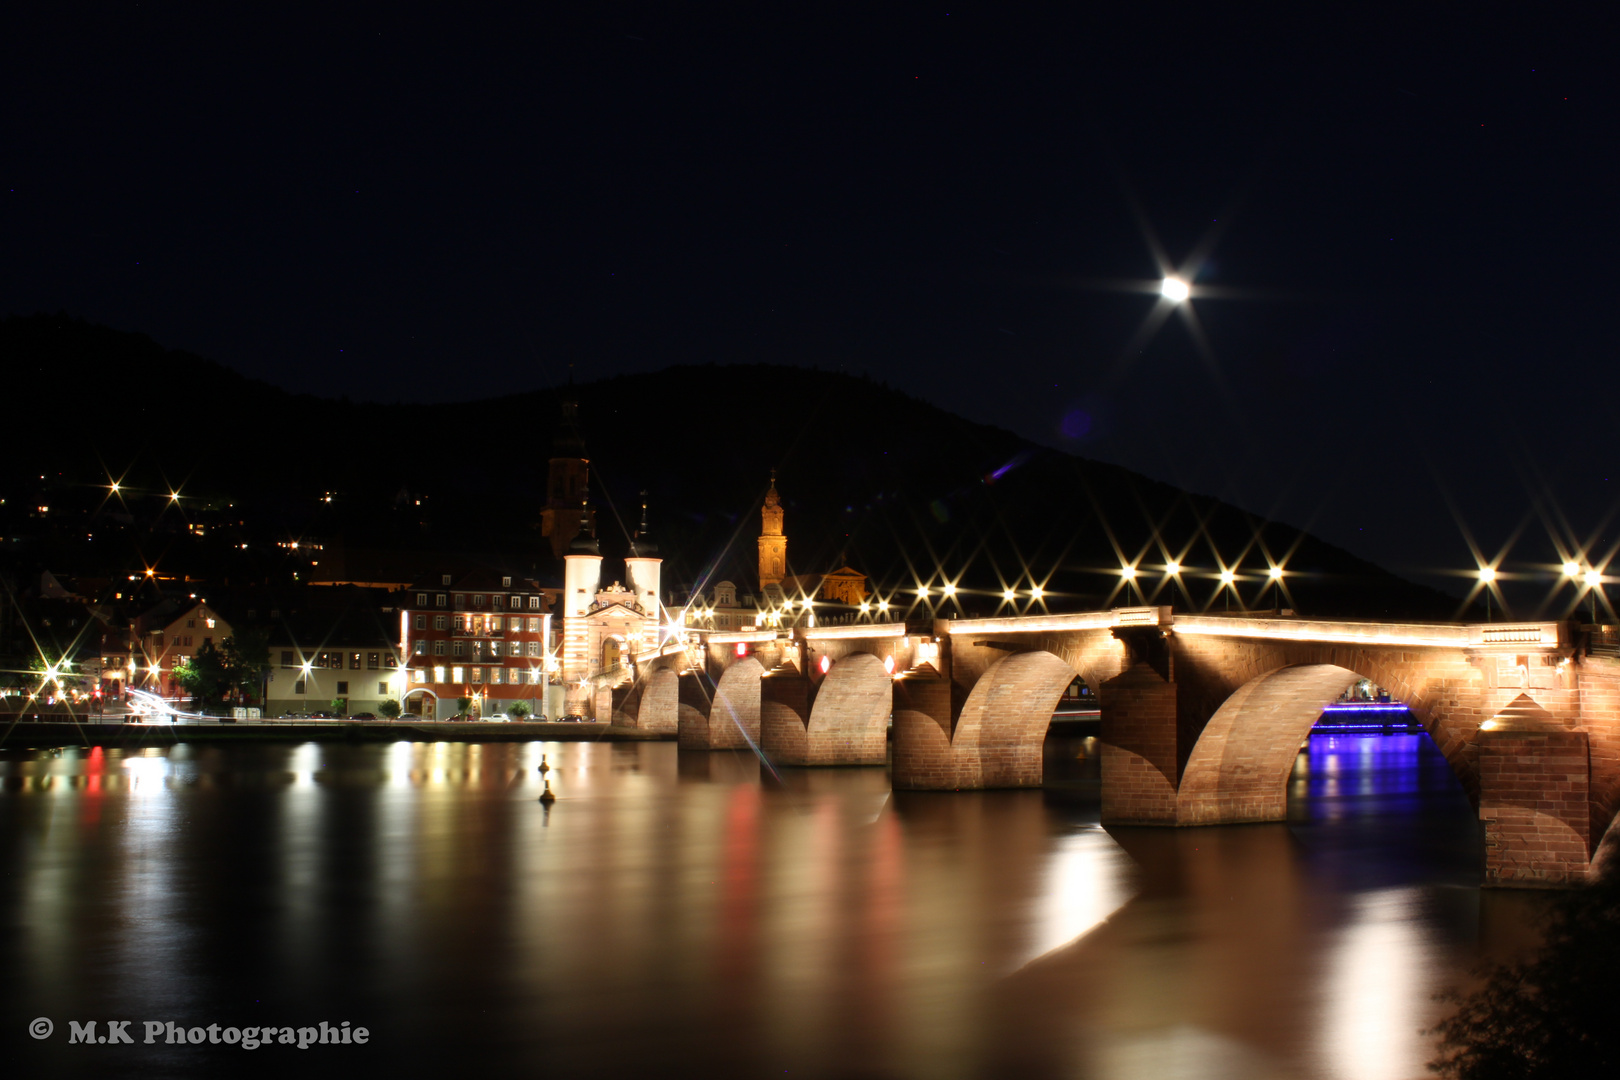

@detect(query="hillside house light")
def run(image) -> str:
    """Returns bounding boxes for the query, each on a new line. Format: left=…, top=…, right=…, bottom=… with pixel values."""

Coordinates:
left=1160, top=276, right=1190, bottom=303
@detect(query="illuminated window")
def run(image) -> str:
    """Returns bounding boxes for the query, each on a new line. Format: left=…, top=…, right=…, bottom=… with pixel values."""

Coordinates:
left=349, top=653, right=361, bottom=669
left=528, top=642, right=542, bottom=657
left=413, top=669, right=425, bottom=684
left=367, top=652, right=379, bottom=669
left=452, top=666, right=465, bottom=683
left=385, top=655, right=396, bottom=668
left=433, top=666, right=446, bottom=683
left=489, top=668, right=502, bottom=684
left=511, top=670, right=525, bottom=685
left=507, top=642, right=519, bottom=656
left=527, top=617, right=541, bottom=632
left=415, top=641, right=427, bottom=655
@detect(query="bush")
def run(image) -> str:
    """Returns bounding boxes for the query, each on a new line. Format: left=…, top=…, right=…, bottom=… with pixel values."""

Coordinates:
left=508, top=701, right=531, bottom=720
left=1431, top=870, right=1620, bottom=1077
left=377, top=699, right=402, bottom=720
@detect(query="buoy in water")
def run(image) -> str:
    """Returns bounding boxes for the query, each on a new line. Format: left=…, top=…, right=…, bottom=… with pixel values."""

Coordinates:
left=538, top=779, right=556, bottom=804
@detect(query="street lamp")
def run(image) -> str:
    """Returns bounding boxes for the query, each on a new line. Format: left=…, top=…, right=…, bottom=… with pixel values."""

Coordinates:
left=1584, top=569, right=1603, bottom=624
left=1121, top=565, right=1141, bottom=604
left=1219, top=569, right=1235, bottom=612
left=1478, top=566, right=1497, bottom=622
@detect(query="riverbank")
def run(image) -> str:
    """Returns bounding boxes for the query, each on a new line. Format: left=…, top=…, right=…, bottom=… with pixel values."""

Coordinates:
left=0, top=717, right=673, bottom=750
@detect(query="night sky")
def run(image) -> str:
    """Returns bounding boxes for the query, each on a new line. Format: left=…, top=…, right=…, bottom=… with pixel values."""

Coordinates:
left=6, top=5, right=1618, bottom=602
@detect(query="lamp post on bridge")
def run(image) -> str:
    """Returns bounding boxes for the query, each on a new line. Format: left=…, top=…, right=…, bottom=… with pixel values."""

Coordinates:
left=1479, top=566, right=1496, bottom=622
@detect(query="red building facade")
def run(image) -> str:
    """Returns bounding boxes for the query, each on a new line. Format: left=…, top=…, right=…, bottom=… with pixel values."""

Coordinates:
left=400, top=571, right=560, bottom=719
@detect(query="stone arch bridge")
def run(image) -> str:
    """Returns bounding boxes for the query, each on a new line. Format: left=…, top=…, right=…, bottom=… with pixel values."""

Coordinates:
left=625, top=607, right=1620, bottom=885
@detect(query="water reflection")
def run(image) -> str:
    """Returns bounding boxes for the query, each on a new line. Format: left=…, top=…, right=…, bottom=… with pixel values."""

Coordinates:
left=0, top=734, right=1538, bottom=1079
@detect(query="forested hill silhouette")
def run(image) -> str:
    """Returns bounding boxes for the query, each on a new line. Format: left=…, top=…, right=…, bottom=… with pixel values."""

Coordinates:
left=4, top=314, right=1463, bottom=619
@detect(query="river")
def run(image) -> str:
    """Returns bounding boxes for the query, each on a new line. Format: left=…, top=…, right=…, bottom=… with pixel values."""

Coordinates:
left=0, top=732, right=1547, bottom=1079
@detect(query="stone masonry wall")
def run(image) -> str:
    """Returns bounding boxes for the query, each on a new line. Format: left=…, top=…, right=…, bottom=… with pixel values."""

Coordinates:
left=1479, top=729, right=1590, bottom=886
left=1099, top=662, right=1179, bottom=823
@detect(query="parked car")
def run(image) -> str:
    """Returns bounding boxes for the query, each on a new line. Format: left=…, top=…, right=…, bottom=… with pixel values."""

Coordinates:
left=309, top=711, right=336, bottom=719
left=559, top=713, right=585, bottom=723
left=350, top=712, right=377, bottom=720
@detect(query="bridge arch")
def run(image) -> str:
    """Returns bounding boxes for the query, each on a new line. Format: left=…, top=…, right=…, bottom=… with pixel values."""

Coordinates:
left=1175, top=663, right=1361, bottom=824
left=762, top=652, right=890, bottom=766
left=894, top=650, right=1075, bottom=789
left=678, top=657, right=763, bottom=750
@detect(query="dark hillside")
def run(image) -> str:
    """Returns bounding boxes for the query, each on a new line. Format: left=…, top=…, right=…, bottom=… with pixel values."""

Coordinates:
left=3, top=315, right=1462, bottom=619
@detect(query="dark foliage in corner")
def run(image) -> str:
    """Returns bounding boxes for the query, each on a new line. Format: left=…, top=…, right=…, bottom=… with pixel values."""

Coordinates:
left=1431, top=870, right=1620, bottom=1077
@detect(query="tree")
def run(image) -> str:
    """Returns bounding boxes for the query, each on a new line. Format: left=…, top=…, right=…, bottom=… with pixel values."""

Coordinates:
left=508, top=700, right=531, bottom=720
left=220, top=629, right=270, bottom=704
left=455, top=696, right=471, bottom=719
left=174, top=640, right=229, bottom=710
left=377, top=699, right=401, bottom=720
left=1431, top=869, right=1620, bottom=1077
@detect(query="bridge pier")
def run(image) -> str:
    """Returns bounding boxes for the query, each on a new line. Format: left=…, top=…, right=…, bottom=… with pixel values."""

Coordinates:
left=761, top=654, right=890, bottom=766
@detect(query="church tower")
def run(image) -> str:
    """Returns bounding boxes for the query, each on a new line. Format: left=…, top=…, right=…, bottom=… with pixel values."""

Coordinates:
left=541, top=397, right=595, bottom=559
left=758, top=470, right=787, bottom=599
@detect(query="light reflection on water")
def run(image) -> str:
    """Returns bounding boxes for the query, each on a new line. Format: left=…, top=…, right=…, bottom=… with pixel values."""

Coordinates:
left=0, top=734, right=1541, bottom=1079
